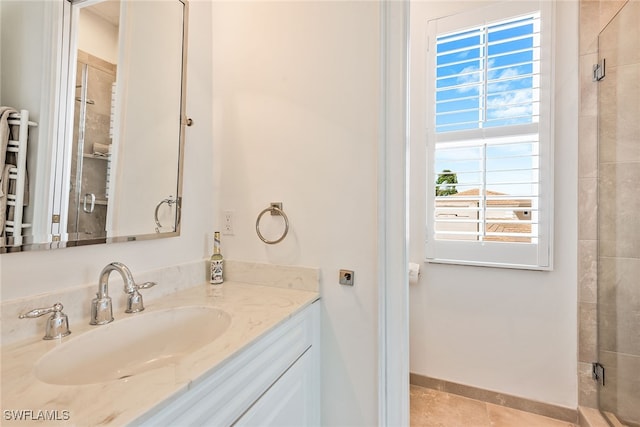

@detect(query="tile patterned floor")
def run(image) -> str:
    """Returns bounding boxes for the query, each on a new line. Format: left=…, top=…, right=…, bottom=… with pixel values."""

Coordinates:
left=410, top=385, right=578, bottom=427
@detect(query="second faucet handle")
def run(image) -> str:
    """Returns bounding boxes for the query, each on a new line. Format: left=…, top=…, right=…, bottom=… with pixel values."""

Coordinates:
left=19, top=302, right=71, bottom=340
left=137, top=282, right=157, bottom=291
left=125, top=281, right=157, bottom=314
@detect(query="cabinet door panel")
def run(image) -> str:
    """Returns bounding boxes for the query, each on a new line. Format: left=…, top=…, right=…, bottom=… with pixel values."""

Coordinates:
left=234, top=348, right=314, bottom=427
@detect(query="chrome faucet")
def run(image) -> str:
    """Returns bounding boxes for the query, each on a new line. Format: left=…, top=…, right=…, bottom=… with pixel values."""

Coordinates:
left=90, top=262, right=157, bottom=325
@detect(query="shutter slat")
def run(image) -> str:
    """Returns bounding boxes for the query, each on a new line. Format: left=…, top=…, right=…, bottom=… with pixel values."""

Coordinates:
left=435, top=206, right=540, bottom=212
left=487, top=32, right=539, bottom=48
left=488, top=59, right=540, bottom=74
left=436, top=43, right=484, bottom=58
left=437, top=218, right=539, bottom=224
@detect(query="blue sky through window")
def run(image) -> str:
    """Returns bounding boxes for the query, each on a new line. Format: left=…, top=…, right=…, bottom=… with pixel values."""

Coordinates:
left=434, top=13, right=540, bottom=198
left=435, top=14, right=539, bottom=132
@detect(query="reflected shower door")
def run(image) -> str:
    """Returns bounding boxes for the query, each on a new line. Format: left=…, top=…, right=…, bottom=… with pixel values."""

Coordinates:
left=597, top=1, right=640, bottom=425
left=67, top=53, right=115, bottom=241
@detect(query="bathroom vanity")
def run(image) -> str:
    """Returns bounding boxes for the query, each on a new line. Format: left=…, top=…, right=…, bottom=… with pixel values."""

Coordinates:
left=1, top=269, right=320, bottom=426
left=136, top=292, right=319, bottom=426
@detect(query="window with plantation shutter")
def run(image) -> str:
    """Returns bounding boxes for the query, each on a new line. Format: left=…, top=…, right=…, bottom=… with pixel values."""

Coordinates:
left=425, top=1, right=553, bottom=269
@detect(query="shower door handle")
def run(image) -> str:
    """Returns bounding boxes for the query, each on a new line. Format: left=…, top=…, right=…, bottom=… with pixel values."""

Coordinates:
left=83, top=193, right=96, bottom=213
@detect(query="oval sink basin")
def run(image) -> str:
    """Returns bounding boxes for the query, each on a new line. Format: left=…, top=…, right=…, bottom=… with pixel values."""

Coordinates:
left=35, top=306, right=231, bottom=385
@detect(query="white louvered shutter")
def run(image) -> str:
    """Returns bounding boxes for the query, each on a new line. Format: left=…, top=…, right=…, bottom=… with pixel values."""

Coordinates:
left=426, top=1, right=552, bottom=269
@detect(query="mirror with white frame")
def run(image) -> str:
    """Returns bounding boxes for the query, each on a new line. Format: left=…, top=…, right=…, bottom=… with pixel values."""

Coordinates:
left=0, top=0, right=187, bottom=252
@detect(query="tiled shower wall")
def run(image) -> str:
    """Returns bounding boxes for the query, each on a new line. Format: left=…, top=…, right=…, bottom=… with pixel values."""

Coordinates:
left=577, top=0, right=628, bottom=408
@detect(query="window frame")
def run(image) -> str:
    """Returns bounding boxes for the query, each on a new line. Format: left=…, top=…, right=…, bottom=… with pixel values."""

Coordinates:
left=425, top=0, right=554, bottom=270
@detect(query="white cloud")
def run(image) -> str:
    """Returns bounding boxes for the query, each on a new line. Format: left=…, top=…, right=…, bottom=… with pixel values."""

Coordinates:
left=487, top=89, right=532, bottom=119
left=454, top=65, right=481, bottom=93
left=486, top=66, right=533, bottom=119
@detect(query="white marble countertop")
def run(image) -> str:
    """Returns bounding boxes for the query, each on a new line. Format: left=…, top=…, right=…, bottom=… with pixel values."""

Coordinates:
left=1, top=282, right=319, bottom=426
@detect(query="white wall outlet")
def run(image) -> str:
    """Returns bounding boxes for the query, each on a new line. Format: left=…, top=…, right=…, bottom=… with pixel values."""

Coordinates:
left=222, top=211, right=234, bottom=235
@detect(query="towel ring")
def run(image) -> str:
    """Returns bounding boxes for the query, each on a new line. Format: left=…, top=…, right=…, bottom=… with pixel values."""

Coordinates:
left=154, top=197, right=180, bottom=233
left=256, top=203, right=289, bottom=244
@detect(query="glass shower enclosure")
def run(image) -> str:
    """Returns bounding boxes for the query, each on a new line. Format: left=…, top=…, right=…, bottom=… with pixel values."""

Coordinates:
left=67, top=52, right=115, bottom=241
left=596, top=1, right=640, bottom=425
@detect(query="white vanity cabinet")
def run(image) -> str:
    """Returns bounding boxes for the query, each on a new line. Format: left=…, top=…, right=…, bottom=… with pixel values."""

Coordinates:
left=133, top=301, right=320, bottom=427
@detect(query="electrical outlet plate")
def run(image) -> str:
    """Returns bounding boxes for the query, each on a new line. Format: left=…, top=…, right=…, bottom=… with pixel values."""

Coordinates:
left=339, top=269, right=354, bottom=286
left=223, top=211, right=234, bottom=235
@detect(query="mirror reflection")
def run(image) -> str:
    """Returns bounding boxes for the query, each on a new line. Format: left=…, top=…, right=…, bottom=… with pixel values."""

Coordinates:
left=70, top=3, right=119, bottom=241
left=0, top=0, right=187, bottom=252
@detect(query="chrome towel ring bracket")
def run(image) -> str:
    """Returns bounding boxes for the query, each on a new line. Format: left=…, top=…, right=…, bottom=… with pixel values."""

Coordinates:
left=256, top=202, right=289, bottom=244
left=154, top=196, right=181, bottom=233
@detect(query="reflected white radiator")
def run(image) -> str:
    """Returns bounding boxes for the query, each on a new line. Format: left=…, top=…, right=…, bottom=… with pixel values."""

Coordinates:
left=4, top=110, right=37, bottom=247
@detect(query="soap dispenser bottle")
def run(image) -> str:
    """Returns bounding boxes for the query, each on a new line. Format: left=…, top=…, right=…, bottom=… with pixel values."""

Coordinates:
left=210, top=231, right=224, bottom=285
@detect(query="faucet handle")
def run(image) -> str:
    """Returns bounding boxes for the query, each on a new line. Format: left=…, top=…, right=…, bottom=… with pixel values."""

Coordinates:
left=19, top=303, right=61, bottom=319
left=125, top=282, right=157, bottom=314
left=137, top=281, right=157, bottom=290
left=19, top=302, right=71, bottom=340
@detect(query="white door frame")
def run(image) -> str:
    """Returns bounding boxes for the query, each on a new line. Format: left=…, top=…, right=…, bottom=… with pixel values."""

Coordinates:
left=378, top=1, right=410, bottom=425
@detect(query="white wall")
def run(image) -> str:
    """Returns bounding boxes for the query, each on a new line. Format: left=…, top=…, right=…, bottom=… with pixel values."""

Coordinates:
left=0, top=0, right=214, bottom=301
left=212, top=2, right=381, bottom=425
left=409, top=0, right=578, bottom=408
left=78, top=8, right=119, bottom=64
